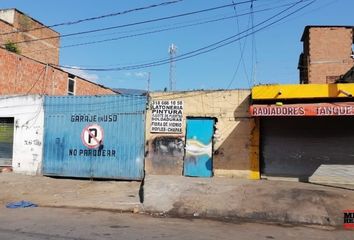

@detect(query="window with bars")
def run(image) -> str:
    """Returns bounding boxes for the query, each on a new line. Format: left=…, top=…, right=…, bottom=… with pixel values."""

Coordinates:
left=68, top=74, right=75, bottom=95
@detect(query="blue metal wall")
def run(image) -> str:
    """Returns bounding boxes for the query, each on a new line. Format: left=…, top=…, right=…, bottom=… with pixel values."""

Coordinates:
left=43, top=95, right=147, bottom=180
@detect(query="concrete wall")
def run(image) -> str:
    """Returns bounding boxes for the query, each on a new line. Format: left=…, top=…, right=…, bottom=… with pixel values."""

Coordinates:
left=0, top=47, right=115, bottom=96
left=300, top=27, right=354, bottom=84
left=0, top=95, right=44, bottom=175
left=145, top=90, right=254, bottom=179
left=0, top=9, right=59, bottom=65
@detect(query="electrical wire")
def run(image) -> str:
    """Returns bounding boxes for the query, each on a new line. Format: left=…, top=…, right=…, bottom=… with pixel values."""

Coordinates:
left=22, top=2, right=295, bottom=55
left=12, top=0, right=257, bottom=45
left=57, top=0, right=308, bottom=71
left=56, top=0, right=315, bottom=72
left=165, top=0, right=315, bottom=70
left=25, top=65, right=47, bottom=95
left=248, top=1, right=255, bottom=87
left=271, top=0, right=338, bottom=27
left=0, top=0, right=183, bottom=36
left=60, top=0, right=299, bottom=41
left=227, top=0, right=251, bottom=89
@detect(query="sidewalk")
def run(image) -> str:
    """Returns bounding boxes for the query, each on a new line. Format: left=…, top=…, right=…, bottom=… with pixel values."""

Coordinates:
left=143, top=175, right=354, bottom=226
left=1, top=173, right=354, bottom=226
left=0, top=173, right=142, bottom=211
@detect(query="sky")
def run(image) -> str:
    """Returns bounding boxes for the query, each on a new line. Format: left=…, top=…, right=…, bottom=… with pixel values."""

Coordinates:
left=0, top=0, right=353, bottom=91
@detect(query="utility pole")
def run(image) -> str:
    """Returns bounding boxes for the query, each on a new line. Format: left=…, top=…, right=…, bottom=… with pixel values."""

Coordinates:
left=168, top=43, right=177, bottom=91
left=147, top=72, right=151, bottom=92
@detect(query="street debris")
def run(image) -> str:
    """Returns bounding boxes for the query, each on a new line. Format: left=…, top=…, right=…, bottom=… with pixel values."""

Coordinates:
left=6, top=200, right=38, bottom=208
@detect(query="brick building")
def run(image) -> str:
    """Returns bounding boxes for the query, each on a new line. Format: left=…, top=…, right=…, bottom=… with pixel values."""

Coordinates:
left=298, top=26, right=354, bottom=84
left=0, top=8, right=115, bottom=96
left=0, top=47, right=114, bottom=95
left=0, top=8, right=59, bottom=65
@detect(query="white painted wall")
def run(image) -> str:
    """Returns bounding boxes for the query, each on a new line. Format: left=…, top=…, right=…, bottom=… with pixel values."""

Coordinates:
left=0, top=95, right=44, bottom=175
left=0, top=9, right=15, bottom=25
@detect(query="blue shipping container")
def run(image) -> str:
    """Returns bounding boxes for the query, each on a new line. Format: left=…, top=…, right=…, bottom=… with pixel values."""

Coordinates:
left=43, top=95, right=147, bottom=180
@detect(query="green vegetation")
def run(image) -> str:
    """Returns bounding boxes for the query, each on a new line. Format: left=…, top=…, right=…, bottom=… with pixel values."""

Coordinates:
left=4, top=41, right=21, bottom=54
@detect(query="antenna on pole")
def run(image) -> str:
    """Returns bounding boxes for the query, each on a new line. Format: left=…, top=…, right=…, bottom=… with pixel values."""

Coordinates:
left=168, top=43, right=177, bottom=91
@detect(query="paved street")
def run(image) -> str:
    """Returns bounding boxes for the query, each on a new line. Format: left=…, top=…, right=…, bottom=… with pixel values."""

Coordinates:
left=0, top=207, right=352, bottom=240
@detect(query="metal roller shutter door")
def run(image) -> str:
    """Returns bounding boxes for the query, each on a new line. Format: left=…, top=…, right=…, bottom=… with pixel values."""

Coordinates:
left=0, top=118, right=14, bottom=166
left=261, top=116, right=354, bottom=184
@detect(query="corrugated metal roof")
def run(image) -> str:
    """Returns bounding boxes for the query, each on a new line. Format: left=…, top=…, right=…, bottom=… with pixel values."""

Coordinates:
left=112, top=88, right=147, bottom=95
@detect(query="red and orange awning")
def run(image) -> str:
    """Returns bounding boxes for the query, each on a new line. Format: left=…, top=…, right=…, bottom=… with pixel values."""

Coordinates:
left=250, top=102, right=354, bottom=117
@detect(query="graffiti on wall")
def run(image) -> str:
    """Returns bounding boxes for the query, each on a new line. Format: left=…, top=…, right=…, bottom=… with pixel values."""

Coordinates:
left=185, top=139, right=212, bottom=165
left=16, top=122, right=43, bottom=169
left=152, top=136, right=184, bottom=157
left=24, top=139, right=42, bottom=146
left=150, top=136, right=184, bottom=174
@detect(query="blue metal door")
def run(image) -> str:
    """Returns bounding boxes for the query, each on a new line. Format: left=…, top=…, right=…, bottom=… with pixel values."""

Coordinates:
left=184, top=118, right=214, bottom=177
left=43, top=95, right=147, bottom=180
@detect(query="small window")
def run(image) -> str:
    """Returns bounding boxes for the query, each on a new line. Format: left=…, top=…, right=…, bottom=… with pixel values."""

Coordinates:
left=68, top=74, right=75, bottom=95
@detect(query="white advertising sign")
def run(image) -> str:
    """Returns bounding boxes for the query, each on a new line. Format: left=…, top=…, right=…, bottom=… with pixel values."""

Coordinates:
left=151, top=100, right=183, bottom=133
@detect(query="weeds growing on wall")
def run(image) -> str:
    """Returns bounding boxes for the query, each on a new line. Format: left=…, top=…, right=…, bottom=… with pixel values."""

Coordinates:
left=5, top=41, right=21, bottom=54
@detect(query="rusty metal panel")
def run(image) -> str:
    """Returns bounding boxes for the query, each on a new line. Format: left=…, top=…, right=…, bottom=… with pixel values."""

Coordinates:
left=261, top=117, right=354, bottom=182
left=43, top=95, right=147, bottom=180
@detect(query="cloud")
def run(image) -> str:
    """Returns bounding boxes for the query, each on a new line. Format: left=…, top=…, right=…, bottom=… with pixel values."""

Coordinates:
left=65, top=67, right=99, bottom=83
left=135, top=72, right=148, bottom=78
left=125, top=71, right=148, bottom=78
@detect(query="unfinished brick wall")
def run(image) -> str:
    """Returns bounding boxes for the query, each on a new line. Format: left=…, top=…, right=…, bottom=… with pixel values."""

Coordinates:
left=299, top=26, right=354, bottom=84
left=0, top=47, right=114, bottom=96
left=0, top=9, right=59, bottom=65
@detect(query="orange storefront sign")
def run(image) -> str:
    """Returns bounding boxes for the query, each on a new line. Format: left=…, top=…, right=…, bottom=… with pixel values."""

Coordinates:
left=250, top=102, right=354, bottom=117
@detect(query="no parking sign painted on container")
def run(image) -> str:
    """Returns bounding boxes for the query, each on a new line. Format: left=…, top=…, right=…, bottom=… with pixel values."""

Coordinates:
left=81, top=124, right=104, bottom=149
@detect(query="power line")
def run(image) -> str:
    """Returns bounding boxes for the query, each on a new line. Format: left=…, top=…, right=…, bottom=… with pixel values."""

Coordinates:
left=227, top=1, right=252, bottom=89
left=58, top=0, right=310, bottom=71
left=25, top=65, right=46, bottom=95
left=148, top=0, right=316, bottom=69
left=23, top=2, right=294, bottom=55
left=250, top=0, right=258, bottom=87
left=12, top=0, right=258, bottom=45
left=64, top=0, right=296, bottom=41
left=56, top=0, right=315, bottom=72
left=162, top=0, right=316, bottom=69
left=0, top=0, right=183, bottom=36
left=271, top=0, right=338, bottom=27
